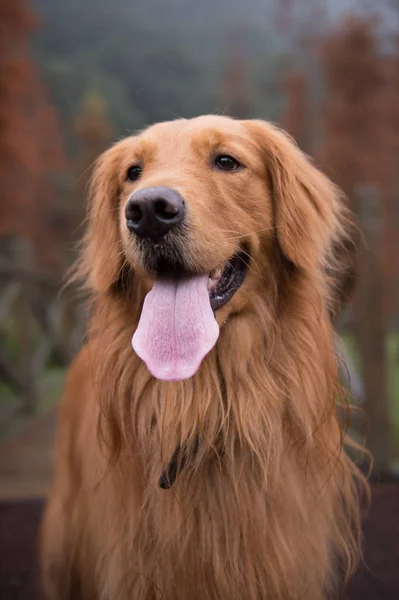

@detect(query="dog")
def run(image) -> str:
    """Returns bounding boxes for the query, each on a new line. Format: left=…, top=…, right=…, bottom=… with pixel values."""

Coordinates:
left=40, top=115, right=368, bottom=600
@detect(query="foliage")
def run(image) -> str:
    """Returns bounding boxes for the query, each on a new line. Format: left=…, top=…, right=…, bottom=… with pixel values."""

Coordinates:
left=0, top=0, right=397, bottom=468
left=281, top=71, right=308, bottom=150
left=0, top=0, right=66, bottom=271
left=319, top=16, right=399, bottom=316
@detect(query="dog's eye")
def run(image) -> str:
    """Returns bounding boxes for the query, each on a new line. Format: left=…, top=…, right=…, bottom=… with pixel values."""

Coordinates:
left=214, top=155, right=241, bottom=171
left=126, top=165, right=142, bottom=182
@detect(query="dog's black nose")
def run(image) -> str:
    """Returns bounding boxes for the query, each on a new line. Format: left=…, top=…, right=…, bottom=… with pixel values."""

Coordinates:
left=125, top=187, right=185, bottom=241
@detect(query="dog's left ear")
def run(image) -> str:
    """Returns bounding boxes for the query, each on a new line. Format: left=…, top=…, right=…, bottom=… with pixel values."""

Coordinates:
left=244, top=120, right=345, bottom=271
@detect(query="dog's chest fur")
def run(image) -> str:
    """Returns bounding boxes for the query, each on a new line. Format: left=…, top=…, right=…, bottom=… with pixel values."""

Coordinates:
left=91, top=385, right=335, bottom=600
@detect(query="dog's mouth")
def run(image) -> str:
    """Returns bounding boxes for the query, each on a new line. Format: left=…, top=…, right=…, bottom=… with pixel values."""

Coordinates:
left=207, top=250, right=248, bottom=311
left=131, top=249, right=248, bottom=382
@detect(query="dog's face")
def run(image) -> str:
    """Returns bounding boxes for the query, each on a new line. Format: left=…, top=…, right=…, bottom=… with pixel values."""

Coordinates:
left=84, top=116, right=343, bottom=380
left=118, top=116, right=272, bottom=315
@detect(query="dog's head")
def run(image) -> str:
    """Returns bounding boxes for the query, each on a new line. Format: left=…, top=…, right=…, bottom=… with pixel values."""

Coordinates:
left=81, top=116, right=345, bottom=380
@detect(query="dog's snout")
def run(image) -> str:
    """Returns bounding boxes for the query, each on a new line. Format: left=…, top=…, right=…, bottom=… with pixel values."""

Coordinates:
left=125, top=187, right=185, bottom=241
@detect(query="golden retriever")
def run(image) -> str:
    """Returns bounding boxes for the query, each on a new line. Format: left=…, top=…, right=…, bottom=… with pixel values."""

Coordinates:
left=40, top=115, right=367, bottom=600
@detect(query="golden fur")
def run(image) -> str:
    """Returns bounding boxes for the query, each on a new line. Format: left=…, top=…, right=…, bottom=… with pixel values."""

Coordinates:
left=40, top=116, right=368, bottom=600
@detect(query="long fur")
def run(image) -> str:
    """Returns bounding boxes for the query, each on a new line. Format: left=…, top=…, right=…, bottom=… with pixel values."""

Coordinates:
left=40, top=116, right=368, bottom=600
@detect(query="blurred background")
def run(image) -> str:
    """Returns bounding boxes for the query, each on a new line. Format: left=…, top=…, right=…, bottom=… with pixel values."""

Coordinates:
left=0, top=0, right=398, bottom=498
left=0, top=2, right=399, bottom=598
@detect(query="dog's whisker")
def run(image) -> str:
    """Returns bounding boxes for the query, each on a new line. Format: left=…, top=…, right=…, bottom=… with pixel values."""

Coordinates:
left=216, top=226, right=282, bottom=241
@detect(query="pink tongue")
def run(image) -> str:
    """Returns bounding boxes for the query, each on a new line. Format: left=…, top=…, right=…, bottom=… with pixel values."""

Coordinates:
left=132, top=275, right=219, bottom=381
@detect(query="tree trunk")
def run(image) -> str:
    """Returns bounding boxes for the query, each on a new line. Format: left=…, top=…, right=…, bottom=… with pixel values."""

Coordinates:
left=353, top=185, right=391, bottom=474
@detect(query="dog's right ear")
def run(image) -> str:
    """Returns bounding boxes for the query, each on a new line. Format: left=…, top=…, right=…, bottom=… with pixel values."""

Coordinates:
left=77, top=141, right=128, bottom=293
